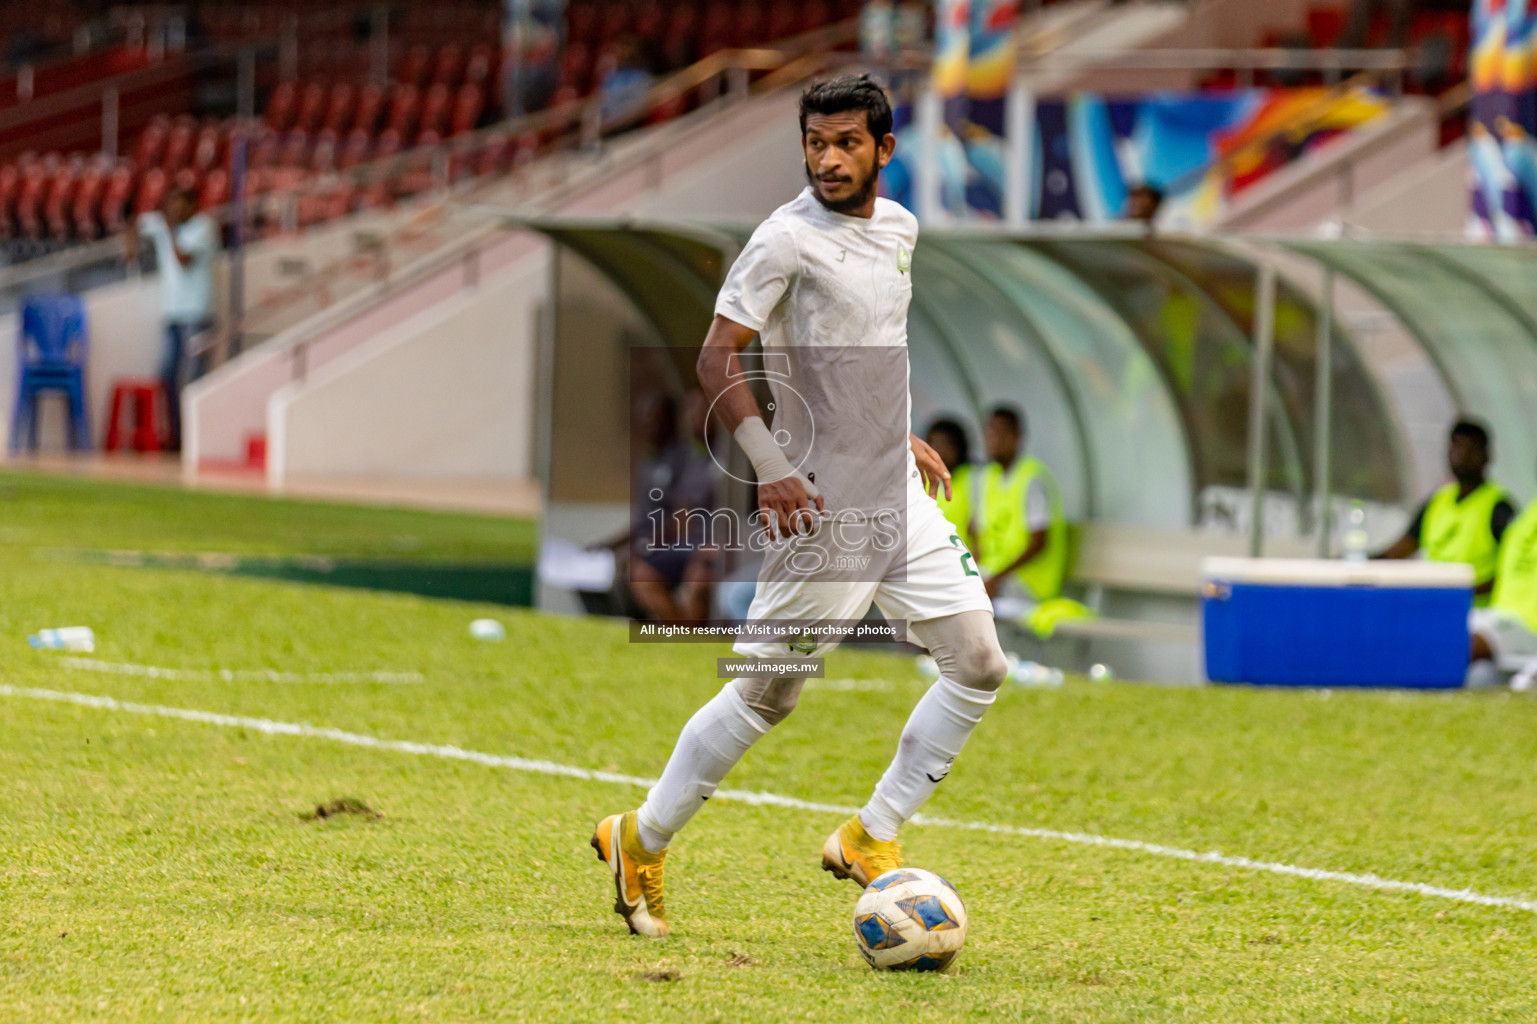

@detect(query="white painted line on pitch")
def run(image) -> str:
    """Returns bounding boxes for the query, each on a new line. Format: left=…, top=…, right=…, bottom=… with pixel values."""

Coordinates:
left=54, top=657, right=424, bottom=685
left=6, top=683, right=1535, bottom=916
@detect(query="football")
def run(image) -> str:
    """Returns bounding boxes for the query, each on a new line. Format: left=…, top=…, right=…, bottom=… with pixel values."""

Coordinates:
left=852, top=868, right=968, bottom=972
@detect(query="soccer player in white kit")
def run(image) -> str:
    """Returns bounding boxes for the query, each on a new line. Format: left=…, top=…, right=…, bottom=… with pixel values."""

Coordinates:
left=592, top=75, right=1009, bottom=937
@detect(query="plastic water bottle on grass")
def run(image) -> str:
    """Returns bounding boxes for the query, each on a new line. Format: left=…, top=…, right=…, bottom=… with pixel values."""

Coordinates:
left=29, top=627, right=95, bottom=652
left=1009, top=659, right=1063, bottom=689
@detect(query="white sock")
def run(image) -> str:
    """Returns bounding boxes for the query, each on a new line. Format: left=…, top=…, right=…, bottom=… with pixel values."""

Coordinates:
left=635, top=683, right=771, bottom=853
left=859, top=676, right=996, bottom=841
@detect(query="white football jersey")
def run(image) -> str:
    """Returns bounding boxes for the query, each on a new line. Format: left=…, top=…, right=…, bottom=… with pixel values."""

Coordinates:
left=715, top=188, right=921, bottom=517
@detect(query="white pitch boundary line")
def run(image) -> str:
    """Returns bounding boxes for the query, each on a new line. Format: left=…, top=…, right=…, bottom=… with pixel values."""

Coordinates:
left=56, top=657, right=424, bottom=685
left=5, top=683, right=1535, bottom=916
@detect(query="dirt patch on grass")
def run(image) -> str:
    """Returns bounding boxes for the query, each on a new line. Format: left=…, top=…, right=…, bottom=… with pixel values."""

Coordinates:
left=722, top=952, right=756, bottom=967
left=300, top=798, right=383, bottom=822
left=638, top=969, right=681, bottom=983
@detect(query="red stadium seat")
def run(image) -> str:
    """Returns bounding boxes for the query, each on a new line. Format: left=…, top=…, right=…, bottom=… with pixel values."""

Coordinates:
left=634, top=1, right=665, bottom=44
left=661, top=6, right=698, bottom=69
left=387, top=84, right=420, bottom=137
left=420, top=83, right=452, bottom=138
left=451, top=83, right=484, bottom=135
left=767, top=0, right=799, bottom=41
left=43, top=164, right=80, bottom=241
left=100, top=162, right=136, bottom=234
left=0, top=163, right=20, bottom=238
left=135, top=167, right=168, bottom=218
left=14, top=164, right=49, bottom=240
left=70, top=164, right=107, bottom=240
left=266, top=80, right=298, bottom=131
left=134, top=117, right=169, bottom=169
left=433, top=43, right=465, bottom=86
left=399, top=44, right=432, bottom=87
left=465, top=43, right=496, bottom=87
left=802, top=0, right=833, bottom=31
left=192, top=125, right=224, bottom=172
left=701, top=3, right=733, bottom=55
left=199, top=168, right=230, bottom=210
left=354, top=84, right=388, bottom=136
left=324, top=82, right=356, bottom=134
left=296, top=80, right=329, bottom=133
left=162, top=120, right=196, bottom=172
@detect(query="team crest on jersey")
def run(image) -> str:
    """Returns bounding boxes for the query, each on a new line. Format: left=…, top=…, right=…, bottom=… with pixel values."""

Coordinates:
left=897, top=247, right=911, bottom=274
left=787, top=634, right=817, bottom=655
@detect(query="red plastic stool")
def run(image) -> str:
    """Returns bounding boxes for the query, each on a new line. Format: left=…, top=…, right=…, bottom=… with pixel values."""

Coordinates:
left=104, top=378, right=167, bottom=452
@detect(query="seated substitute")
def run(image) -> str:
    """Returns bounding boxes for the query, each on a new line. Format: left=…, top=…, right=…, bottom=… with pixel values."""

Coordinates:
left=1377, top=419, right=1516, bottom=606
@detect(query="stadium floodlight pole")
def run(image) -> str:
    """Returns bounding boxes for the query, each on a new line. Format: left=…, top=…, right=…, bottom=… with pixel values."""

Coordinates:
left=1246, top=262, right=1277, bottom=558
left=1313, top=268, right=1336, bottom=558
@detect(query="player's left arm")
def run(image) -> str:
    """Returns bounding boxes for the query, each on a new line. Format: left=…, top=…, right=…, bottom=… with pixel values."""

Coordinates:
left=910, top=433, right=952, bottom=501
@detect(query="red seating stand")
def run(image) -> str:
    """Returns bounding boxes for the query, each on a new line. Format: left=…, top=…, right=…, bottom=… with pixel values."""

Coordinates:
left=104, top=378, right=167, bottom=452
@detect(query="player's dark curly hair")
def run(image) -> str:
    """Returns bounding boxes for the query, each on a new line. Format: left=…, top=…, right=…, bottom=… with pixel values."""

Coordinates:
left=799, top=73, right=893, bottom=140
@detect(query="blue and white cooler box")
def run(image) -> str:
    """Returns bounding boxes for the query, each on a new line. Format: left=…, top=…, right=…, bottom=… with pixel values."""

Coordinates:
left=1202, top=558, right=1473, bottom=689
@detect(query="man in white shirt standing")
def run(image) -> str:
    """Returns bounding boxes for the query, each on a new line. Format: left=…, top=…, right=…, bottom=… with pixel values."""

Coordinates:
left=124, top=184, right=218, bottom=451
left=591, top=75, right=1009, bottom=943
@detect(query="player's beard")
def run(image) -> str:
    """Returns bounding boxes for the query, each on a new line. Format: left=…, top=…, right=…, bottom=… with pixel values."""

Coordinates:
left=805, top=158, right=879, bottom=214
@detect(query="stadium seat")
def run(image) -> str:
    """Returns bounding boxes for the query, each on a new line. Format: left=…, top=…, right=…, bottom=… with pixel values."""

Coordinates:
left=311, top=129, right=340, bottom=172
left=767, top=1, right=800, bottom=41
left=135, top=167, right=168, bottom=217
left=266, top=81, right=298, bottom=131
left=70, top=164, right=106, bottom=240
left=400, top=44, right=433, bottom=87
left=324, top=82, right=357, bottom=134
left=43, top=164, right=80, bottom=241
left=451, top=83, right=485, bottom=135
left=387, top=84, right=420, bottom=137
left=0, top=163, right=20, bottom=237
left=192, top=125, right=224, bottom=172
left=100, top=162, right=136, bottom=234
left=14, top=164, right=49, bottom=240
left=162, top=120, right=196, bottom=172
left=598, top=2, right=630, bottom=47
left=561, top=43, right=593, bottom=94
left=568, top=2, right=598, bottom=43
left=354, top=84, right=388, bottom=136
left=199, top=168, right=230, bottom=210
left=296, top=80, right=329, bottom=133
left=11, top=293, right=90, bottom=453
left=420, top=83, right=452, bottom=139
left=134, top=118, right=169, bottom=169
left=465, top=44, right=496, bottom=87
left=433, top=43, right=465, bottom=87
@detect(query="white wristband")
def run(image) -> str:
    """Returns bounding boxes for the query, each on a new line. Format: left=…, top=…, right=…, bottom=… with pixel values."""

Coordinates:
left=733, top=416, right=819, bottom=499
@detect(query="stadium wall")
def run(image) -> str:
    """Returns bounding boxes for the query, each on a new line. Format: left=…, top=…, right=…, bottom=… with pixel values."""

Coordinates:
left=267, top=241, right=546, bottom=483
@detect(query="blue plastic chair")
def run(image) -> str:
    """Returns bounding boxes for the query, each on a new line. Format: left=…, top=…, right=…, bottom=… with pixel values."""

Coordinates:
left=11, top=292, right=90, bottom=452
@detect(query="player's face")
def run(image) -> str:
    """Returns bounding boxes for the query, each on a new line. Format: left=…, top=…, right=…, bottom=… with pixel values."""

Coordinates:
left=802, top=112, right=895, bottom=213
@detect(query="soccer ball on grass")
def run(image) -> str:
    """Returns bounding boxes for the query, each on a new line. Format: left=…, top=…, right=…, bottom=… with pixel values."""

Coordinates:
left=852, top=868, right=968, bottom=972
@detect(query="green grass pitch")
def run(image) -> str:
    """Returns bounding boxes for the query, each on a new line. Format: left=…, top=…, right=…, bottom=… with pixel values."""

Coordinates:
left=1, top=471, right=1535, bottom=1022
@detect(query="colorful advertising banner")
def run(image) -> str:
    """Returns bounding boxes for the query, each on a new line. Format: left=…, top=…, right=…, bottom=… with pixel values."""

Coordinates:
left=1031, top=88, right=1387, bottom=228
left=1470, top=0, right=1537, bottom=239
left=962, top=0, right=1018, bottom=218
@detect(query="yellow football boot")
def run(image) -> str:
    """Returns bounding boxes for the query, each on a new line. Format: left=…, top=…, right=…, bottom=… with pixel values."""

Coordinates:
left=591, top=811, right=670, bottom=937
left=821, top=814, right=904, bottom=886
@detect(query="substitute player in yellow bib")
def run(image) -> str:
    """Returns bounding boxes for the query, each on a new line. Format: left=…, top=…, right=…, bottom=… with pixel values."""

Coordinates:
left=973, top=406, right=1067, bottom=618
left=1471, top=493, right=1537, bottom=689
left=1378, top=420, right=1515, bottom=606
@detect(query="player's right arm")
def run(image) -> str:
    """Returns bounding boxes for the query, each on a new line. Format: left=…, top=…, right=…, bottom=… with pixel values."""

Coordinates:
left=697, top=316, right=823, bottom=541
